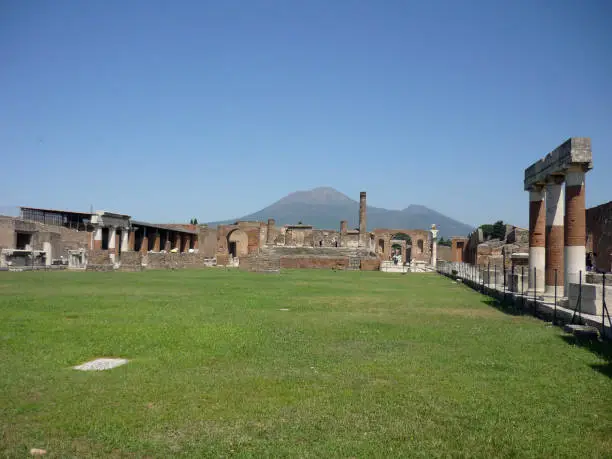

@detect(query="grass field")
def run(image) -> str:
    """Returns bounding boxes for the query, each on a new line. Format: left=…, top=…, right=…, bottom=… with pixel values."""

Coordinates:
left=1, top=269, right=611, bottom=458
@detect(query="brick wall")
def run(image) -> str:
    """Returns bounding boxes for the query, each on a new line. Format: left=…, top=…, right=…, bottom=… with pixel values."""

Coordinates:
left=360, top=259, right=380, bottom=271
left=586, top=201, right=612, bottom=272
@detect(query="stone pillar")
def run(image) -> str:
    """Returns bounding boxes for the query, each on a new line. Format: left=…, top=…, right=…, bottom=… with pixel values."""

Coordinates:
left=267, top=219, right=275, bottom=244
left=340, top=220, right=348, bottom=234
left=93, top=227, right=103, bottom=250
left=358, top=191, right=367, bottom=247
left=108, top=227, right=116, bottom=252
left=545, top=178, right=564, bottom=295
left=193, top=235, right=199, bottom=251
left=108, top=226, right=116, bottom=263
left=43, top=241, right=52, bottom=266
left=174, top=233, right=181, bottom=251
left=528, top=186, right=546, bottom=292
left=121, top=229, right=129, bottom=252
left=153, top=232, right=161, bottom=252
left=430, top=225, right=439, bottom=268
left=564, top=167, right=587, bottom=293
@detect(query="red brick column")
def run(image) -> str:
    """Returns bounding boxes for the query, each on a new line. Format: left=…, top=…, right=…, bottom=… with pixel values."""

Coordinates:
left=193, top=235, right=199, bottom=251
left=545, top=178, right=564, bottom=294
left=128, top=230, right=135, bottom=251
left=93, top=227, right=103, bottom=250
left=528, top=186, right=546, bottom=292
left=153, top=233, right=161, bottom=252
left=140, top=233, right=149, bottom=253
left=174, top=233, right=181, bottom=251
left=564, top=167, right=587, bottom=293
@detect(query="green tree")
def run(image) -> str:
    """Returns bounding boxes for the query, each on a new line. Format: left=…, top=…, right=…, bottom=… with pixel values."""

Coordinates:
left=193, top=218, right=198, bottom=225
left=492, top=220, right=506, bottom=240
left=391, top=233, right=412, bottom=245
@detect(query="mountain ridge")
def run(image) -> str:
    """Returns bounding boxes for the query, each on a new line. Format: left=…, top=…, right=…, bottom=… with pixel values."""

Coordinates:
left=207, top=187, right=475, bottom=238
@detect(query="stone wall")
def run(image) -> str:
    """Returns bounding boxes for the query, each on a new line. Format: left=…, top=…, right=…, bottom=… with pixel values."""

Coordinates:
left=146, top=252, right=208, bottom=269
left=506, top=227, right=529, bottom=245
left=0, top=217, right=15, bottom=251
left=88, top=250, right=111, bottom=265
left=198, top=226, right=218, bottom=257
left=436, top=245, right=452, bottom=261
left=586, top=201, right=612, bottom=272
left=0, top=216, right=90, bottom=260
left=312, top=229, right=341, bottom=247
left=280, top=256, right=349, bottom=270
left=118, top=251, right=143, bottom=271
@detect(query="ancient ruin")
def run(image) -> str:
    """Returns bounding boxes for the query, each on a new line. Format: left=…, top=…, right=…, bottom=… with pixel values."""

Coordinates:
left=0, top=192, right=440, bottom=272
left=524, top=137, right=592, bottom=296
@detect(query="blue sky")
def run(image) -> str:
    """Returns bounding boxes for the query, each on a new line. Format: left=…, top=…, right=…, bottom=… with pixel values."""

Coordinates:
left=1, top=0, right=610, bottom=228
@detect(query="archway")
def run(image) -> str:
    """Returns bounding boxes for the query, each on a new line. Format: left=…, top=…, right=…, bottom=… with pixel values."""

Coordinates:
left=417, top=239, right=424, bottom=254
left=391, top=243, right=402, bottom=257
left=227, top=229, right=248, bottom=258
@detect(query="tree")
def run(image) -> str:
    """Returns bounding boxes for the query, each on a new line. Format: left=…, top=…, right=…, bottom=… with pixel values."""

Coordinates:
left=438, top=237, right=452, bottom=247
left=491, top=220, right=506, bottom=240
left=193, top=218, right=198, bottom=225
left=391, top=233, right=412, bottom=244
left=189, top=218, right=194, bottom=224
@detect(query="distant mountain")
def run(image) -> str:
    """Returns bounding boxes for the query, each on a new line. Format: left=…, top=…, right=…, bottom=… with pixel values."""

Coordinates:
left=208, top=187, right=474, bottom=238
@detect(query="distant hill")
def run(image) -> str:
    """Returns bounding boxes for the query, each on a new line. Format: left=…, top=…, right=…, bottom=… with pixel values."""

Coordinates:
left=207, top=187, right=474, bottom=238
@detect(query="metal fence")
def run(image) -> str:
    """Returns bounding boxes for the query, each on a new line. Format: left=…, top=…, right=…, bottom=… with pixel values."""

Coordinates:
left=437, top=261, right=611, bottom=339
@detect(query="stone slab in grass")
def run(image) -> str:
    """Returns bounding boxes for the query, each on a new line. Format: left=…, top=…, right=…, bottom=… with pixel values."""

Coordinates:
left=73, top=358, right=128, bottom=371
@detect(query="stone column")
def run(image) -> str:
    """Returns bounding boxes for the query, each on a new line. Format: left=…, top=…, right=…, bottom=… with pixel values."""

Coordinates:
left=528, top=186, right=546, bottom=292
left=545, top=178, right=565, bottom=295
left=93, top=226, right=103, bottom=250
left=193, top=235, right=199, bottom=251
left=121, top=229, right=129, bottom=252
left=153, top=232, right=161, bottom=252
left=174, top=233, right=181, bottom=251
left=108, top=226, right=116, bottom=262
left=267, top=219, right=275, bottom=244
left=108, top=227, right=116, bottom=251
left=358, top=191, right=367, bottom=247
left=430, top=225, right=439, bottom=268
left=564, top=167, right=587, bottom=293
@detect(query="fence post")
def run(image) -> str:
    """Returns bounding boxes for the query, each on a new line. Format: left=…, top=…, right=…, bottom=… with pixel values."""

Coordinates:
left=602, top=273, right=606, bottom=338
left=503, top=264, right=507, bottom=304
left=553, top=269, right=557, bottom=324
left=533, top=267, right=537, bottom=316
left=494, top=265, right=497, bottom=291
left=521, top=266, right=525, bottom=311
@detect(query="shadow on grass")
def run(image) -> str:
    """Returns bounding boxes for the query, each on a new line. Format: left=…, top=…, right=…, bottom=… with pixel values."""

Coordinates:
left=481, top=295, right=612, bottom=379
left=481, top=296, right=525, bottom=317
left=560, top=335, right=612, bottom=379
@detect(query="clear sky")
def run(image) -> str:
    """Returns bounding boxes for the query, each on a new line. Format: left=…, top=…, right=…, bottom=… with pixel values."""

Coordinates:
left=1, top=0, right=611, bottom=228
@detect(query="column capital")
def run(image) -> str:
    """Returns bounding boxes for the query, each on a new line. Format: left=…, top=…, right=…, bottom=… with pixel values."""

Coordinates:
left=546, top=174, right=565, bottom=185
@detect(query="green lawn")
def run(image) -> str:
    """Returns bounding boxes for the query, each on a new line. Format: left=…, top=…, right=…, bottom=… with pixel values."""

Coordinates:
left=1, top=270, right=611, bottom=458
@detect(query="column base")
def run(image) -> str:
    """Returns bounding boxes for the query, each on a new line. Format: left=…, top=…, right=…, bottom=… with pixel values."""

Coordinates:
left=539, top=286, right=564, bottom=302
